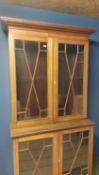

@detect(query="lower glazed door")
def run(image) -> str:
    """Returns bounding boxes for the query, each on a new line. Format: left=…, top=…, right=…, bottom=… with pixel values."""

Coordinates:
left=13, top=133, right=58, bottom=175
left=13, top=127, right=93, bottom=175
left=59, top=127, right=93, bottom=175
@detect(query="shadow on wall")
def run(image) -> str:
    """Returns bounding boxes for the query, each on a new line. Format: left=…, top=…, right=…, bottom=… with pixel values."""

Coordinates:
left=88, top=41, right=99, bottom=157
left=94, top=135, right=99, bottom=157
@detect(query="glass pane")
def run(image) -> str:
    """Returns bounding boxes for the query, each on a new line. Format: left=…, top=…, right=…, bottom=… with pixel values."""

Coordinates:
left=19, top=138, right=53, bottom=175
left=58, top=43, right=84, bottom=116
left=15, top=40, right=48, bottom=121
left=62, top=131, right=89, bottom=175
left=15, top=40, right=23, bottom=48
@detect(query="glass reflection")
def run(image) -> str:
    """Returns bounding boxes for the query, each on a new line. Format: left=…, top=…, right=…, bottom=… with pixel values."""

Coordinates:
left=58, top=43, right=84, bottom=116
left=15, top=40, right=48, bottom=121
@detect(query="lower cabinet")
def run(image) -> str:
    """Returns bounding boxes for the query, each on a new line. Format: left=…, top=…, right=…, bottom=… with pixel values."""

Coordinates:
left=13, top=126, right=93, bottom=175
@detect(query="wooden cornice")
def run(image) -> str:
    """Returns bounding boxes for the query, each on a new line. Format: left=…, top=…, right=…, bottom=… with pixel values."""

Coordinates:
left=0, top=16, right=96, bottom=36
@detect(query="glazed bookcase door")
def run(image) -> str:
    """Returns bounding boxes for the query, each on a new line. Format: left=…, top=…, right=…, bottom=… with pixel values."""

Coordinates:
left=14, top=128, right=93, bottom=175
left=59, top=128, right=93, bottom=175
left=53, top=39, right=89, bottom=121
left=9, top=30, right=53, bottom=127
left=13, top=133, right=58, bottom=175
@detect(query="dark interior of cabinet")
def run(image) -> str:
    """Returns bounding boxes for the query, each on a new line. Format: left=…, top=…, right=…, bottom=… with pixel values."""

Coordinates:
left=19, top=131, right=88, bottom=175
left=62, top=131, right=88, bottom=175
left=15, top=40, right=48, bottom=121
left=15, top=40, right=84, bottom=121
left=19, top=138, right=53, bottom=175
left=58, top=44, right=84, bottom=116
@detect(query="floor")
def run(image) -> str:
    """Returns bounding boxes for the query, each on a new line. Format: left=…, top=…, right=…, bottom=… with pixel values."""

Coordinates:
left=94, top=158, right=99, bottom=175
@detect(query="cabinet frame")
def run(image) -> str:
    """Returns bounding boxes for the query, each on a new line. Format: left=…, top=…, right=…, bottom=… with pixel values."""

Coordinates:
left=53, top=38, right=89, bottom=122
left=9, top=29, right=54, bottom=128
left=0, top=17, right=95, bottom=133
left=9, top=29, right=90, bottom=129
left=59, top=126, right=94, bottom=175
left=13, top=126, right=94, bottom=175
left=13, top=132, right=59, bottom=175
left=0, top=17, right=95, bottom=175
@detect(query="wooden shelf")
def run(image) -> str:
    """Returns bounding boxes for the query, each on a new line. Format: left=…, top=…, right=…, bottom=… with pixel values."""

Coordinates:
left=11, top=119, right=95, bottom=138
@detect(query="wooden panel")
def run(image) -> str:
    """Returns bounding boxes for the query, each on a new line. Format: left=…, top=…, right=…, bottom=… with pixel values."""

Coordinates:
left=11, top=119, right=95, bottom=138
left=88, top=127, right=94, bottom=175
left=9, top=31, right=17, bottom=127
left=13, top=139, right=19, bottom=175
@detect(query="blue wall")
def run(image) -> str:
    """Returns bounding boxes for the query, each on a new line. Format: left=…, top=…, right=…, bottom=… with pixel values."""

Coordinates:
left=0, top=3, right=99, bottom=175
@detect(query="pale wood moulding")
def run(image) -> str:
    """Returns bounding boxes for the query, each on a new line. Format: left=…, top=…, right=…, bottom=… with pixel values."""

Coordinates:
left=11, top=119, right=95, bottom=138
left=0, top=16, right=96, bottom=37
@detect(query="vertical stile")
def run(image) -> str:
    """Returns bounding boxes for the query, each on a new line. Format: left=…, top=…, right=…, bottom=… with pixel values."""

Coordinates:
left=83, top=41, right=89, bottom=116
left=13, top=139, right=19, bottom=175
left=48, top=37, right=53, bottom=121
left=9, top=30, right=17, bottom=128
left=88, top=127, right=94, bottom=175
left=53, top=39, right=58, bottom=119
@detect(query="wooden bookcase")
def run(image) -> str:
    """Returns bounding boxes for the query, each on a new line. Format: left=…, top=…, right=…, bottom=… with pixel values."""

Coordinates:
left=1, top=17, right=96, bottom=175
